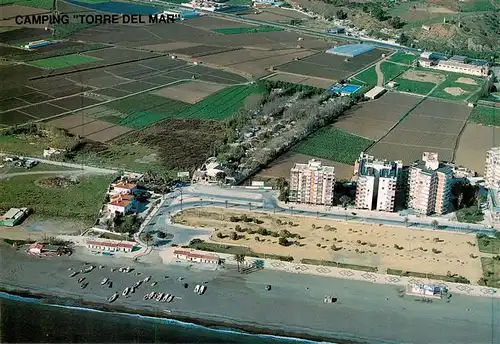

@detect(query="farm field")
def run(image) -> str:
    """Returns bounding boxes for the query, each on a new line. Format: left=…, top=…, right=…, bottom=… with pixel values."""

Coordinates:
left=454, top=123, right=500, bottom=175
left=0, top=174, right=114, bottom=223
left=151, top=81, right=226, bottom=104
left=393, top=69, right=443, bottom=95
left=212, top=26, right=282, bottom=34
left=277, top=49, right=386, bottom=81
left=430, top=72, right=484, bottom=101
left=266, top=73, right=335, bottom=89
left=379, top=62, right=409, bottom=84
left=387, top=51, right=418, bottom=65
left=334, top=92, right=421, bottom=140
left=1, top=0, right=53, bottom=9
left=174, top=207, right=484, bottom=282
left=352, top=66, right=377, bottom=85
left=253, top=151, right=354, bottom=181
left=293, top=127, right=374, bottom=164
left=467, top=105, right=499, bottom=127
left=368, top=98, right=471, bottom=163
left=29, top=54, right=101, bottom=69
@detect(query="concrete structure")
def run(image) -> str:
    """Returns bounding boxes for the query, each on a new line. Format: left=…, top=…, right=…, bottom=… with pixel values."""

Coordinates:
left=28, top=243, right=43, bottom=255
left=110, top=182, right=137, bottom=195
left=43, top=147, right=64, bottom=158
left=173, top=249, right=220, bottom=264
left=0, top=208, right=28, bottom=227
left=107, top=194, right=136, bottom=214
left=407, top=152, right=452, bottom=215
left=86, top=239, right=135, bottom=253
left=484, top=147, right=500, bottom=188
left=435, top=56, right=489, bottom=77
left=354, top=153, right=402, bottom=212
left=28, top=243, right=65, bottom=256
left=364, top=86, right=386, bottom=100
left=326, top=27, right=345, bottom=34
left=290, top=159, right=335, bottom=206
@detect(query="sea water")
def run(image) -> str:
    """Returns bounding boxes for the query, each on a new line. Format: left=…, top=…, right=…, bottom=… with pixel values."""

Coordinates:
left=0, top=292, right=334, bottom=343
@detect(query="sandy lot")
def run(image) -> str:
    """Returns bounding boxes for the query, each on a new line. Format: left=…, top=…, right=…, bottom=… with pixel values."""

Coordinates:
left=400, top=69, right=443, bottom=84
left=152, top=81, right=225, bottom=104
left=415, top=5, right=457, bottom=13
left=173, top=207, right=484, bottom=282
left=140, top=42, right=200, bottom=52
left=84, top=125, right=133, bottom=142
left=456, top=77, right=478, bottom=85
left=0, top=217, right=87, bottom=241
left=444, top=87, right=469, bottom=96
left=48, top=114, right=96, bottom=130
left=455, top=123, right=500, bottom=175
left=253, top=152, right=354, bottom=181
left=266, top=73, right=334, bottom=89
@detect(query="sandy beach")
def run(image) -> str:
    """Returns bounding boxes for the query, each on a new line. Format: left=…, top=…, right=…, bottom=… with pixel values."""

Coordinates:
left=173, top=208, right=484, bottom=282
left=1, top=244, right=498, bottom=344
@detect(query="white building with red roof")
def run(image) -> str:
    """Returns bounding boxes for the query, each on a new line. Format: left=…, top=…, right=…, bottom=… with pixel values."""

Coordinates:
left=173, top=249, right=220, bottom=264
left=28, top=243, right=44, bottom=254
left=86, top=239, right=135, bottom=253
left=110, top=181, right=137, bottom=195
left=107, top=193, right=136, bottom=214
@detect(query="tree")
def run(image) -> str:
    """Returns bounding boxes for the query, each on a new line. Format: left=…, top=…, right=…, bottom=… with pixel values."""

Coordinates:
left=215, top=171, right=226, bottom=183
left=275, top=177, right=287, bottom=190
left=403, top=216, right=409, bottom=227
left=372, top=7, right=387, bottom=21
left=216, top=232, right=224, bottom=239
left=431, top=220, right=439, bottom=230
left=388, top=16, right=404, bottom=29
left=144, top=233, right=153, bottom=247
left=396, top=32, right=411, bottom=46
left=278, top=236, right=289, bottom=246
left=229, top=231, right=238, bottom=240
left=336, top=9, right=347, bottom=20
left=157, top=231, right=166, bottom=239
left=339, top=195, right=351, bottom=207
left=234, top=254, right=245, bottom=272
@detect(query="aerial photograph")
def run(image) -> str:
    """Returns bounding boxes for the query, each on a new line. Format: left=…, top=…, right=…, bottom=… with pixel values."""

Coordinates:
left=0, top=0, right=499, bottom=342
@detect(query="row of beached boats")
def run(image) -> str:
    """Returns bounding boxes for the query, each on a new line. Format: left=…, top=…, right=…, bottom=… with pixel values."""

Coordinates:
left=143, top=292, right=174, bottom=303
left=193, top=284, right=207, bottom=295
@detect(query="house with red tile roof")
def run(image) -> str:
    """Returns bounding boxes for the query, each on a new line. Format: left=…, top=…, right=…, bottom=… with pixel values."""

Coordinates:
left=86, top=239, right=135, bottom=253
left=107, top=193, right=136, bottom=214
left=173, top=249, right=220, bottom=264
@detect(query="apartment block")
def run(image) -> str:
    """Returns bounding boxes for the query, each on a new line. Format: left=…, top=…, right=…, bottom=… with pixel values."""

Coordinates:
left=485, top=147, right=500, bottom=189
left=289, top=159, right=335, bottom=206
left=354, top=153, right=402, bottom=212
left=407, top=152, right=452, bottom=215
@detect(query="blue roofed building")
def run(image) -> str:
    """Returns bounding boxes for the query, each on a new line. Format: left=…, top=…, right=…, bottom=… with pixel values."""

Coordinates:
left=325, top=43, right=374, bottom=57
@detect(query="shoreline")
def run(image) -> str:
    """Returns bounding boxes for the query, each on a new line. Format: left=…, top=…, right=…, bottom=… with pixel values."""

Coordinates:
left=0, top=287, right=367, bottom=344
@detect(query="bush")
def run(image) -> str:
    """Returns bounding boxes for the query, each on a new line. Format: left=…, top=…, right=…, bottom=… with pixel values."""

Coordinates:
left=235, top=225, right=245, bottom=232
left=229, top=216, right=239, bottom=222
left=432, top=248, right=442, bottom=254
left=278, top=237, right=289, bottom=246
left=257, top=228, right=270, bottom=236
left=229, top=232, right=238, bottom=240
left=216, top=232, right=223, bottom=239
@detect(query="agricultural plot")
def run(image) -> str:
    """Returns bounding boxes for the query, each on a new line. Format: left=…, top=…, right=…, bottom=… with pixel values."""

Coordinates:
left=0, top=110, right=37, bottom=126
left=352, top=66, right=377, bottom=85
left=379, top=62, right=409, bottom=83
left=292, top=127, right=374, bottom=164
left=168, top=45, right=233, bottom=57
left=468, top=105, right=500, bottom=127
left=334, top=93, right=421, bottom=140
left=48, top=114, right=96, bottom=130
left=67, top=119, right=116, bottom=137
left=455, top=123, right=500, bottom=174
left=182, top=16, right=255, bottom=30
left=266, top=73, right=334, bottom=89
left=393, top=69, right=443, bottom=95
left=212, top=26, right=282, bottom=35
left=430, top=72, right=484, bottom=101
left=21, top=103, right=68, bottom=119
left=0, top=97, right=31, bottom=111
left=387, top=52, right=418, bottom=65
left=152, top=82, right=226, bottom=104
left=48, top=95, right=102, bottom=111
left=29, top=54, right=101, bottom=69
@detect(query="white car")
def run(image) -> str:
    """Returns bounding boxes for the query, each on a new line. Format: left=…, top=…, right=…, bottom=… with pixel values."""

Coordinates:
left=194, top=285, right=200, bottom=293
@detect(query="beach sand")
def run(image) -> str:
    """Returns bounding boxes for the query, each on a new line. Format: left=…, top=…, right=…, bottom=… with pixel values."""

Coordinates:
left=173, top=208, right=484, bottom=282
left=1, top=244, right=498, bottom=344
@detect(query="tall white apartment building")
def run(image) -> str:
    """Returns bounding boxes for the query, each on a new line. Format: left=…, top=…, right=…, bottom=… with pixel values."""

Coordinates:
left=289, top=159, right=335, bottom=206
left=354, top=153, right=402, bottom=212
left=485, top=147, right=500, bottom=188
left=407, top=152, right=452, bottom=215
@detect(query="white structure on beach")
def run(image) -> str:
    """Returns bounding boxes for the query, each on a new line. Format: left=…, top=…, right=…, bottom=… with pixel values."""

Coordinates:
left=173, top=249, right=220, bottom=264
left=86, top=239, right=135, bottom=253
left=354, top=153, right=402, bottom=212
left=407, top=152, right=452, bottom=215
left=289, top=159, right=335, bottom=206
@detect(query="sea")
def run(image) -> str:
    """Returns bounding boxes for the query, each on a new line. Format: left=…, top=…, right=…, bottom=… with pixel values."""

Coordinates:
left=0, top=292, right=335, bottom=344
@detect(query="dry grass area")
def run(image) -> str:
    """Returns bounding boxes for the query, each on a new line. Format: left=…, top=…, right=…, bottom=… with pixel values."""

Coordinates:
left=456, top=77, right=478, bottom=85
left=151, top=82, right=226, bottom=104
left=444, top=87, right=469, bottom=96
left=174, top=207, right=484, bottom=281
left=401, top=69, right=443, bottom=84
left=266, top=73, right=335, bottom=89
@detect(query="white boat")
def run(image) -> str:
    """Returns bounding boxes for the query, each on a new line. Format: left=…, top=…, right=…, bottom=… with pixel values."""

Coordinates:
left=124, top=267, right=132, bottom=273
left=166, top=294, right=174, bottom=303
left=101, top=278, right=109, bottom=285
left=122, top=287, right=130, bottom=296
left=143, top=294, right=150, bottom=300
left=99, top=265, right=104, bottom=269
left=69, top=271, right=79, bottom=278
left=131, top=287, right=135, bottom=294
left=144, top=276, right=151, bottom=283
left=108, top=293, right=119, bottom=303
left=161, top=294, right=170, bottom=302
left=119, top=267, right=124, bottom=272
left=149, top=292, right=156, bottom=299
left=151, top=282, right=157, bottom=287
left=111, top=268, right=116, bottom=272
left=194, top=285, right=200, bottom=293
left=156, top=293, right=164, bottom=301
left=77, top=277, right=86, bottom=283
left=83, top=265, right=94, bottom=273
left=198, top=285, right=206, bottom=295
left=134, top=280, right=142, bottom=288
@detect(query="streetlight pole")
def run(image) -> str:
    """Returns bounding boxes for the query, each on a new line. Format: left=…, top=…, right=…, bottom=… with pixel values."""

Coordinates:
left=180, top=188, right=183, bottom=211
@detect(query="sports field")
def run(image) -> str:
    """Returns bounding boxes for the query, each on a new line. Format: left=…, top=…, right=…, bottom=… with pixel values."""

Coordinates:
left=387, top=52, right=418, bottom=65
left=29, top=54, right=101, bottom=69
left=212, top=26, right=282, bottom=34
left=430, top=72, right=484, bottom=101
left=380, top=62, right=408, bottom=83
left=393, top=78, right=436, bottom=95
left=292, top=126, right=374, bottom=164
left=352, top=66, right=377, bottom=85
left=468, top=105, right=500, bottom=127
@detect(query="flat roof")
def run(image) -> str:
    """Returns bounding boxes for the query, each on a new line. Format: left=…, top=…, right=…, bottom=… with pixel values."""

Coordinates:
left=87, top=240, right=135, bottom=249
left=364, top=86, right=386, bottom=98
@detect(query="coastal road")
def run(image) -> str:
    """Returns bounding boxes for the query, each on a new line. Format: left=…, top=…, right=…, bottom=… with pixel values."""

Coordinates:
left=1, top=246, right=498, bottom=344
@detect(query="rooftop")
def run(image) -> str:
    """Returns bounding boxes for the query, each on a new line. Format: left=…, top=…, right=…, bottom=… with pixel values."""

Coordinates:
left=1, top=208, right=28, bottom=220
left=173, top=249, right=219, bottom=260
left=86, top=240, right=135, bottom=249
left=112, top=182, right=137, bottom=190
left=292, top=159, right=335, bottom=174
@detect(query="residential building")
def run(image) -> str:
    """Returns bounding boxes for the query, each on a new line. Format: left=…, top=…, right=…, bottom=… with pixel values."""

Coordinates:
left=407, top=152, right=452, bottom=215
left=107, top=194, right=136, bottom=214
left=289, top=159, right=335, bottom=206
left=354, top=153, right=402, bottom=212
left=173, top=249, right=220, bottom=264
left=0, top=208, right=28, bottom=227
left=86, top=240, right=135, bottom=253
left=435, top=56, right=489, bottom=77
left=110, top=181, right=137, bottom=195
left=28, top=243, right=66, bottom=256
left=485, top=147, right=500, bottom=188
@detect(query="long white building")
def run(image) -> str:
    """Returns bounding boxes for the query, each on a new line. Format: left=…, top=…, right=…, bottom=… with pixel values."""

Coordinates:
left=407, top=152, right=452, bottom=215
left=485, top=147, right=500, bottom=188
left=289, top=159, right=335, bottom=206
left=354, top=153, right=402, bottom=212
left=418, top=53, right=490, bottom=77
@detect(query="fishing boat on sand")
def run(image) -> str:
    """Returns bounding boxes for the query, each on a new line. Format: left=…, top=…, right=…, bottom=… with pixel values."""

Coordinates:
left=78, top=277, right=86, bottom=283
left=143, top=294, right=150, bottom=300
left=122, top=287, right=130, bottom=296
left=101, top=278, right=109, bottom=285
left=166, top=294, right=174, bottom=303
left=161, top=293, right=170, bottom=302
left=108, top=293, right=119, bottom=303
left=198, top=285, right=206, bottom=295
left=156, top=293, right=164, bottom=302
left=69, top=271, right=79, bottom=278
left=83, top=265, right=95, bottom=273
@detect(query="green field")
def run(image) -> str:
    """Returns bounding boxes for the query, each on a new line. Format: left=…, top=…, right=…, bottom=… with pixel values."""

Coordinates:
left=468, top=105, right=500, bottom=127
left=352, top=66, right=377, bottom=85
left=388, top=52, right=418, bottom=65
left=480, top=257, right=500, bottom=288
left=430, top=73, right=484, bottom=101
left=2, top=0, right=53, bottom=8
left=393, top=77, right=436, bottom=95
left=380, top=62, right=409, bottom=84
left=30, top=54, right=101, bottom=69
left=292, top=126, right=374, bottom=164
left=478, top=235, right=500, bottom=254
left=212, top=26, right=282, bottom=35
left=459, top=0, right=497, bottom=12
left=0, top=174, right=114, bottom=222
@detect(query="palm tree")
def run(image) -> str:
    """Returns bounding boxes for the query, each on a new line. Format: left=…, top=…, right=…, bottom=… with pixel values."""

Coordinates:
left=431, top=220, right=439, bottom=230
left=248, top=202, right=252, bottom=211
left=316, top=211, right=319, bottom=219
left=273, top=205, right=276, bottom=214
left=403, top=216, right=409, bottom=227
left=225, top=200, right=228, bottom=208
left=144, top=233, right=153, bottom=247
left=234, top=254, right=245, bottom=273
